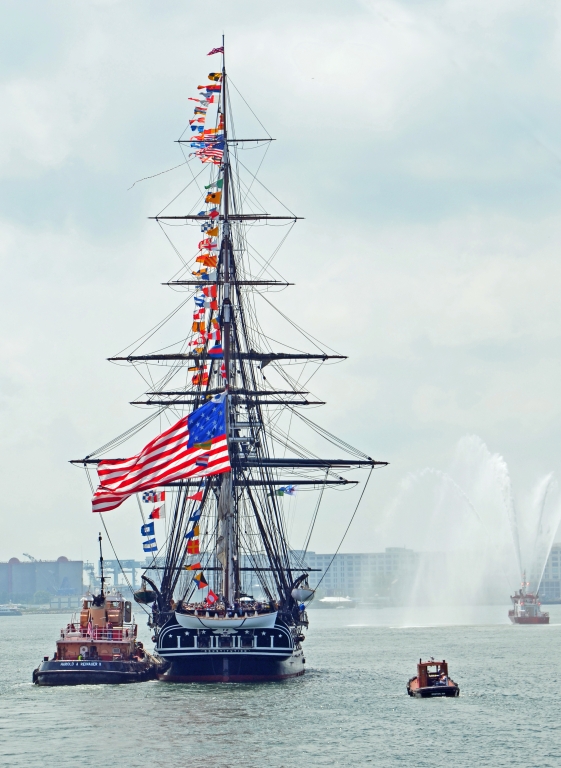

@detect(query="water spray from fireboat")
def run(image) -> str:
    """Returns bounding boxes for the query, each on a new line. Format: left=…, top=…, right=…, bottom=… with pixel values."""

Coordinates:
left=378, top=435, right=561, bottom=608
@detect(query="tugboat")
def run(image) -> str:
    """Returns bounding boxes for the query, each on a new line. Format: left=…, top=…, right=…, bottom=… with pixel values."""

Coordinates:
left=509, top=573, right=549, bottom=624
left=33, top=535, right=166, bottom=685
left=407, top=659, right=460, bottom=698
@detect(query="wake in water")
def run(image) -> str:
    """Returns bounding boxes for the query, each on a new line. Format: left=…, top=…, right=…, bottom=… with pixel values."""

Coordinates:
left=378, top=436, right=561, bottom=606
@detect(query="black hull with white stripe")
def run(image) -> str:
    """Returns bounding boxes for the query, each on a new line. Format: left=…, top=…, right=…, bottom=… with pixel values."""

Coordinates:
left=33, top=657, right=166, bottom=686
left=156, top=615, right=305, bottom=682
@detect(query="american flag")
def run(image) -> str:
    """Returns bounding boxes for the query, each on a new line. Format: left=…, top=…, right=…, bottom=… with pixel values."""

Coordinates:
left=92, top=394, right=230, bottom=513
left=199, top=156, right=222, bottom=166
left=196, top=147, right=224, bottom=163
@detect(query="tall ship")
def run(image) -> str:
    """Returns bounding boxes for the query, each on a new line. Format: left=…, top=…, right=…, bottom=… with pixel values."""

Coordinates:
left=72, top=41, right=387, bottom=683
left=509, top=574, right=549, bottom=625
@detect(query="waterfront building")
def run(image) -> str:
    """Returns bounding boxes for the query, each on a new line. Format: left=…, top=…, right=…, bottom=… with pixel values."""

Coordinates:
left=289, top=548, right=419, bottom=599
left=0, top=556, right=83, bottom=604
left=539, top=543, right=561, bottom=600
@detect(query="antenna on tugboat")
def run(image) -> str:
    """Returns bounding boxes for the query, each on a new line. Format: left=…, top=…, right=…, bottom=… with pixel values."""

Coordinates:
left=98, top=532, right=106, bottom=597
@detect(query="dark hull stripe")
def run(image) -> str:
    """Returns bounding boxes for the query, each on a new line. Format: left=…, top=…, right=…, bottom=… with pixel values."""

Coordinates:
left=34, top=671, right=155, bottom=686
left=33, top=659, right=165, bottom=686
left=159, top=670, right=305, bottom=683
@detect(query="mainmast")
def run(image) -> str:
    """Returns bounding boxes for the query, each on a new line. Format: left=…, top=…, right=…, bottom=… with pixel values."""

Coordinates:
left=221, top=36, right=231, bottom=393
left=217, top=38, right=236, bottom=605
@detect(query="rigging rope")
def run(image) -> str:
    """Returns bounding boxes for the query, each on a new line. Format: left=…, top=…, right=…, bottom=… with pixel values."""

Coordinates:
left=314, top=466, right=374, bottom=592
left=127, top=159, right=191, bottom=190
left=301, top=470, right=328, bottom=556
left=83, top=466, right=150, bottom=614
left=227, top=77, right=272, bottom=139
left=99, top=515, right=150, bottom=614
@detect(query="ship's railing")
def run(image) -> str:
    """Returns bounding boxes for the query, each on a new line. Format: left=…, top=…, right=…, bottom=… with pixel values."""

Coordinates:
left=179, top=603, right=276, bottom=617
left=59, top=626, right=135, bottom=642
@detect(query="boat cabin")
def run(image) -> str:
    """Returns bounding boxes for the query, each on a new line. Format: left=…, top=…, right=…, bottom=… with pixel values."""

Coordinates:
left=417, top=659, right=449, bottom=688
left=55, top=589, right=139, bottom=662
left=510, top=596, right=542, bottom=618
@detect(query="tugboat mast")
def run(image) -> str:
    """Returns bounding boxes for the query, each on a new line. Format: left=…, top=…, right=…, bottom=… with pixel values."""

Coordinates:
left=98, top=532, right=106, bottom=597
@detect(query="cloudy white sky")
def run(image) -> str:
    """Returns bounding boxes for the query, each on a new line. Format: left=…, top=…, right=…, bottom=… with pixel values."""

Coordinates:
left=2, top=0, right=561, bottom=563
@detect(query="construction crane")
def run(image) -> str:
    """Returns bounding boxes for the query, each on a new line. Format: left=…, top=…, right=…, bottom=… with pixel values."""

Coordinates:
left=23, top=553, right=37, bottom=562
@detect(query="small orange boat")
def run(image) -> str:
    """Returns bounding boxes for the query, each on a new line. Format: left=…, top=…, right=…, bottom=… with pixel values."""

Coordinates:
left=407, top=659, right=459, bottom=698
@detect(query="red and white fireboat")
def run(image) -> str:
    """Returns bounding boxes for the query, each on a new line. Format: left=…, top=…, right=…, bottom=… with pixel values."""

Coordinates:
left=509, top=575, right=549, bottom=625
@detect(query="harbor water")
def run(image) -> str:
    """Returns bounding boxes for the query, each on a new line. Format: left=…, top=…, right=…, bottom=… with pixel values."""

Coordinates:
left=2, top=605, right=561, bottom=767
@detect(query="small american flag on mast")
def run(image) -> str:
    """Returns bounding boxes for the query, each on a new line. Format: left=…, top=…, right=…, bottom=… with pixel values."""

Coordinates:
left=195, top=453, right=210, bottom=469
left=92, top=393, right=230, bottom=513
left=207, top=46, right=224, bottom=56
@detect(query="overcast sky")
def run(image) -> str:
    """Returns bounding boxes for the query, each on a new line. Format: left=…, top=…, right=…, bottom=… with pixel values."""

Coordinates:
left=2, top=0, right=561, bottom=564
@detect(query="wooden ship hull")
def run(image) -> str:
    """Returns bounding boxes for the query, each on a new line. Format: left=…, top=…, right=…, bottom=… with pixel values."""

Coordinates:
left=157, top=615, right=305, bottom=682
left=160, top=652, right=305, bottom=683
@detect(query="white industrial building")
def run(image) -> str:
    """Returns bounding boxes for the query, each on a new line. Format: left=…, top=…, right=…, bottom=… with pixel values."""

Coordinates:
left=293, top=548, right=419, bottom=598
left=539, top=544, right=561, bottom=600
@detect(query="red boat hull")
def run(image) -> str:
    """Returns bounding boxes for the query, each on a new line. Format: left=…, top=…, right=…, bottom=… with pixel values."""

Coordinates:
left=509, top=616, right=549, bottom=624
